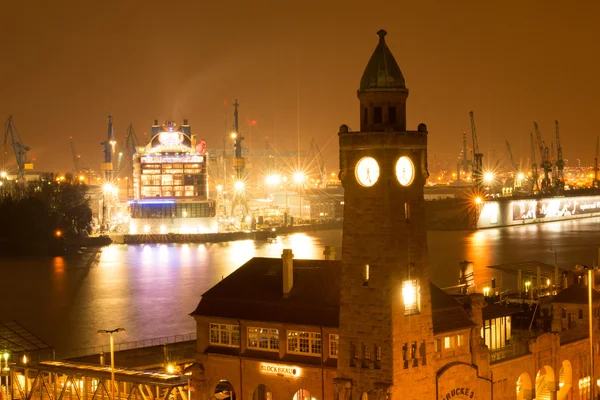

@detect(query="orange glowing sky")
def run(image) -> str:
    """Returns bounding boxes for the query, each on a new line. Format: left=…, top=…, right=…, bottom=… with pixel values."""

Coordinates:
left=1, top=0, right=598, bottom=175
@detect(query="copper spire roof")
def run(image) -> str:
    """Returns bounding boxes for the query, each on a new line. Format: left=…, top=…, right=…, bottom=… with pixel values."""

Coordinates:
left=359, top=29, right=406, bottom=91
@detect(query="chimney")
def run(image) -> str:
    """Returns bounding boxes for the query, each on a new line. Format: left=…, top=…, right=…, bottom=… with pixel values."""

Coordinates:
left=282, top=249, right=294, bottom=297
left=153, top=119, right=159, bottom=126
left=323, top=246, right=336, bottom=260
left=183, top=119, right=189, bottom=125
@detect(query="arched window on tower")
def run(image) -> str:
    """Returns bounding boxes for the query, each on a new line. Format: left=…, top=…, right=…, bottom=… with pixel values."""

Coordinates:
left=389, top=107, right=397, bottom=124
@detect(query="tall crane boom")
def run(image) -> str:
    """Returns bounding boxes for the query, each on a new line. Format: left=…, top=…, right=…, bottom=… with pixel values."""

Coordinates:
left=594, top=137, right=599, bottom=189
left=530, top=133, right=540, bottom=193
left=306, top=138, right=327, bottom=188
left=505, top=141, right=518, bottom=172
left=469, top=111, right=483, bottom=188
left=124, top=123, right=140, bottom=157
left=554, top=120, right=564, bottom=192
left=100, top=113, right=116, bottom=182
left=533, top=121, right=552, bottom=194
left=69, top=136, right=80, bottom=173
left=3, top=115, right=33, bottom=180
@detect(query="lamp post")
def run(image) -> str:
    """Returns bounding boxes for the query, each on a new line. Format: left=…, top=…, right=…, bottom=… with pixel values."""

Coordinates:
left=98, top=328, right=125, bottom=400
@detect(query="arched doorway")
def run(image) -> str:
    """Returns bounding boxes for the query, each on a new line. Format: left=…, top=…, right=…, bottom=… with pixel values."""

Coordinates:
left=292, top=388, right=311, bottom=400
left=517, top=372, right=532, bottom=400
left=535, top=366, right=555, bottom=400
left=215, top=380, right=236, bottom=400
left=558, top=360, right=572, bottom=400
left=252, top=384, right=273, bottom=400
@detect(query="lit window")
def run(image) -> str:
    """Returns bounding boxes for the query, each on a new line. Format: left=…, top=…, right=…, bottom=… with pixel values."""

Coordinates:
left=329, top=334, right=339, bottom=358
left=287, top=331, right=321, bottom=356
left=402, top=280, right=419, bottom=315
left=444, top=336, right=453, bottom=349
left=363, top=344, right=371, bottom=360
left=457, top=334, right=466, bottom=347
left=375, top=346, right=382, bottom=361
left=363, top=264, right=370, bottom=285
left=209, top=323, right=240, bottom=347
left=247, top=327, right=279, bottom=351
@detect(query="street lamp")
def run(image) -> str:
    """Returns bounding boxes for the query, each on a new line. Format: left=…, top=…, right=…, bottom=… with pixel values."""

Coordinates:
left=98, top=328, right=125, bottom=400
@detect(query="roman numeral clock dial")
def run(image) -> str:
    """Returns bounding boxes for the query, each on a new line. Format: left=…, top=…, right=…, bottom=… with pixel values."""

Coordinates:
left=355, top=157, right=380, bottom=187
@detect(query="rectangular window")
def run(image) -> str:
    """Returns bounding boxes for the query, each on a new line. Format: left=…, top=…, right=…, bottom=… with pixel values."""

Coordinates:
left=562, top=308, right=566, bottom=318
left=363, top=344, right=371, bottom=360
left=329, top=334, right=339, bottom=358
left=373, top=107, right=383, bottom=124
left=579, top=309, right=584, bottom=319
left=402, top=280, right=420, bottom=315
left=247, top=327, right=279, bottom=351
left=363, top=108, right=368, bottom=124
left=375, top=346, right=382, bottom=361
left=287, top=331, right=321, bottom=356
left=457, top=334, right=466, bottom=347
left=388, top=107, right=397, bottom=124
left=209, top=323, right=240, bottom=347
left=435, top=338, right=442, bottom=352
left=444, top=336, right=452, bottom=349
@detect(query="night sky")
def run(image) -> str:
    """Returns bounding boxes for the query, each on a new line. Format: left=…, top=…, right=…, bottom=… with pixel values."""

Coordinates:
left=1, top=1, right=598, bottom=174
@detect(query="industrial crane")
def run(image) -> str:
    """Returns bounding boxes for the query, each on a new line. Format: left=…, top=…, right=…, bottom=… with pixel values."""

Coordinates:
left=594, top=137, right=600, bottom=189
left=554, top=120, right=565, bottom=193
left=3, top=115, right=33, bottom=180
left=530, top=133, right=540, bottom=193
left=124, top=124, right=140, bottom=159
left=469, top=111, right=483, bottom=189
left=505, top=141, right=518, bottom=173
left=533, top=121, right=552, bottom=194
left=100, top=113, right=116, bottom=183
left=456, top=132, right=470, bottom=183
left=306, top=138, right=327, bottom=188
left=70, top=136, right=81, bottom=174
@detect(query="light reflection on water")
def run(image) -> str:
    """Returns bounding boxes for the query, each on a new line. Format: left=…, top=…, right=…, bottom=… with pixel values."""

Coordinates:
left=4, top=219, right=600, bottom=350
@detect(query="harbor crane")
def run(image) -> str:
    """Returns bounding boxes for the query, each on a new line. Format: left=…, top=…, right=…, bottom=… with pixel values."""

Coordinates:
left=100, top=113, right=116, bottom=183
left=530, top=133, right=540, bottom=193
left=554, top=120, right=565, bottom=193
left=306, top=138, right=327, bottom=188
left=469, top=111, right=483, bottom=189
left=3, top=115, right=33, bottom=180
left=69, top=136, right=81, bottom=174
left=533, top=121, right=552, bottom=194
left=124, top=123, right=140, bottom=160
left=594, top=137, right=600, bottom=189
left=505, top=141, right=518, bottom=173
left=456, top=132, right=470, bottom=183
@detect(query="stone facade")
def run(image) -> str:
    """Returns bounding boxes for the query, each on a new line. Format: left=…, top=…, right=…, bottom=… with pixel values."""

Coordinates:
left=191, top=30, right=600, bottom=400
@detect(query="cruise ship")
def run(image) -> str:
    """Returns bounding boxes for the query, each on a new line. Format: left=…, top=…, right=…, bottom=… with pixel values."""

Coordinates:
left=128, top=120, right=217, bottom=234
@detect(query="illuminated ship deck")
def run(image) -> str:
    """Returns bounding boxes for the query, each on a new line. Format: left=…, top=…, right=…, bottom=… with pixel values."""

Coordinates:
left=129, top=120, right=217, bottom=234
left=477, top=193, right=600, bottom=229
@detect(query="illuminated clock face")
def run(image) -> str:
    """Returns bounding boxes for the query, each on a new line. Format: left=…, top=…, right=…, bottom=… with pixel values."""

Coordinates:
left=355, top=157, right=380, bottom=187
left=396, top=156, right=415, bottom=186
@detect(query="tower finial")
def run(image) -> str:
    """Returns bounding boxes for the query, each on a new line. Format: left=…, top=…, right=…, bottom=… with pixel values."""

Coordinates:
left=377, top=29, right=387, bottom=41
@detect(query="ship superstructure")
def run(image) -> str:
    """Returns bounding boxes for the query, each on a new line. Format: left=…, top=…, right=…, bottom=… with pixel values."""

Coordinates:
left=129, top=120, right=217, bottom=234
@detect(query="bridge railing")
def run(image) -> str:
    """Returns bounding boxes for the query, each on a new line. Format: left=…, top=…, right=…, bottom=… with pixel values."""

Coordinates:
left=47, top=332, right=197, bottom=361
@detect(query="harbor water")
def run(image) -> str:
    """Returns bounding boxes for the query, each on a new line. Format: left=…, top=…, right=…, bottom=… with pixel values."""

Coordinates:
left=2, top=218, right=600, bottom=351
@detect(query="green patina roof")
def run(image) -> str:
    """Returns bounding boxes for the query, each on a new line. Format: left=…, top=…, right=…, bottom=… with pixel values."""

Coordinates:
left=359, top=29, right=406, bottom=91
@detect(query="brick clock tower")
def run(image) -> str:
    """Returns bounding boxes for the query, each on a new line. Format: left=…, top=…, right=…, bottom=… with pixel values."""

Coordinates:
left=335, top=30, right=435, bottom=399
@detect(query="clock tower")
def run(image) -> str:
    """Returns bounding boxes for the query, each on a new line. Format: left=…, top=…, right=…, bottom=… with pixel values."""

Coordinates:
left=335, top=30, right=435, bottom=399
